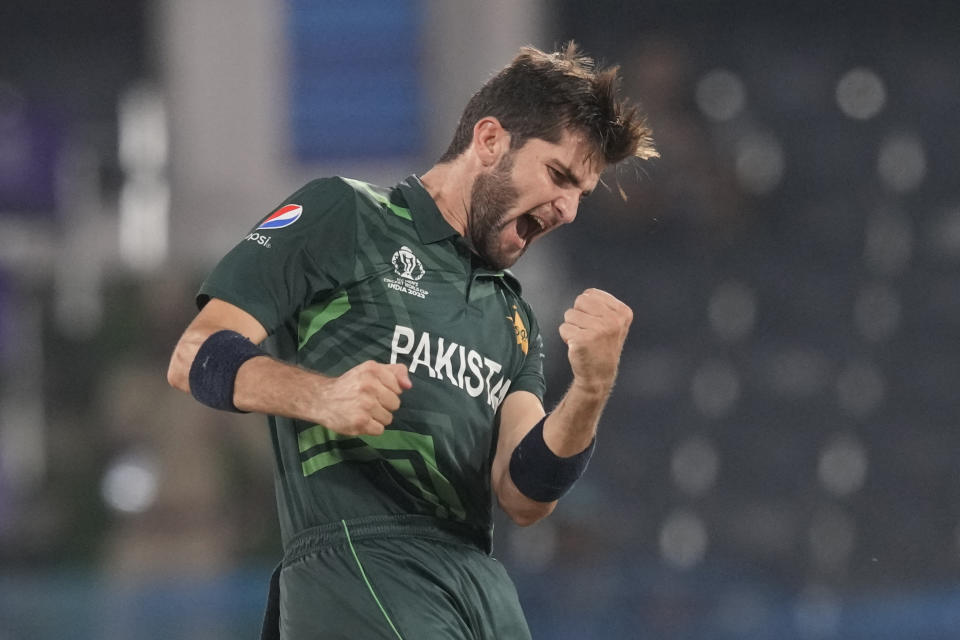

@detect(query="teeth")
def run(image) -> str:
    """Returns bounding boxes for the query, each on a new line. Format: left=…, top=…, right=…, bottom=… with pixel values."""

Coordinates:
left=531, top=215, right=545, bottom=230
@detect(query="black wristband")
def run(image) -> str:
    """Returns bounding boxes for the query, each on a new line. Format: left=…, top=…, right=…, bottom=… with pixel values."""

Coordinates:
left=189, top=329, right=265, bottom=412
left=508, top=415, right=596, bottom=502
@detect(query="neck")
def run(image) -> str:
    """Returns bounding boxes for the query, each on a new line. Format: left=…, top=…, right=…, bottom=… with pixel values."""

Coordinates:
left=420, top=162, right=471, bottom=237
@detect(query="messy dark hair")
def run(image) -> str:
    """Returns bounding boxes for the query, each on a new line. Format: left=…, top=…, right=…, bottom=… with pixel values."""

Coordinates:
left=438, top=42, right=657, bottom=166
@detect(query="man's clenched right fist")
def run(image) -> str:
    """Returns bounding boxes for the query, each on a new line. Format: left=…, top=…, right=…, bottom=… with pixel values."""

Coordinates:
left=314, top=361, right=412, bottom=436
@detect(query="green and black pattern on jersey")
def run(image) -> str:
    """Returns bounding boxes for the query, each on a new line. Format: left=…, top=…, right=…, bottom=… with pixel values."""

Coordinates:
left=198, top=175, right=546, bottom=549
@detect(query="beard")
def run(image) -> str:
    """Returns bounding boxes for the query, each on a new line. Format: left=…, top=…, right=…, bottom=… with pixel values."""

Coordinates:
left=468, top=152, right=520, bottom=270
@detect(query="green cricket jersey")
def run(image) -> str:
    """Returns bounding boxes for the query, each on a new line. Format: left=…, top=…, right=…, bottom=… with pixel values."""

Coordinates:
left=198, top=175, right=546, bottom=550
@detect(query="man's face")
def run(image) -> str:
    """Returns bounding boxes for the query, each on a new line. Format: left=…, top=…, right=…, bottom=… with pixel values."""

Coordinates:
left=468, top=129, right=602, bottom=270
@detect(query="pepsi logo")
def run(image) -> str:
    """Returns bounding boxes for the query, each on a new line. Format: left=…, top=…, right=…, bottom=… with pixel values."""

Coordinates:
left=258, top=204, right=303, bottom=230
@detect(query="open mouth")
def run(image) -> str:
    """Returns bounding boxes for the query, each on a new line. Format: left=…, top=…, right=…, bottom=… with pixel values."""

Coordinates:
left=515, top=213, right=546, bottom=244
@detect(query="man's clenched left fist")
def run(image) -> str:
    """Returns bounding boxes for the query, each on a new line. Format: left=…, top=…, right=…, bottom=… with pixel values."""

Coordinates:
left=557, top=288, right=633, bottom=394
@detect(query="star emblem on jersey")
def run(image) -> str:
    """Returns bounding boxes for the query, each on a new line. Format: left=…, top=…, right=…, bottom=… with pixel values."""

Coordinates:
left=384, top=246, right=429, bottom=298
left=509, top=305, right=529, bottom=354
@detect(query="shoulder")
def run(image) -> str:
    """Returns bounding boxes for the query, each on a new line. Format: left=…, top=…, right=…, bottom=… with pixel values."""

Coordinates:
left=265, top=176, right=384, bottom=233
left=297, top=177, right=412, bottom=223
left=248, top=178, right=363, bottom=255
left=292, top=176, right=357, bottom=212
left=499, top=271, right=536, bottom=320
left=340, top=177, right=413, bottom=223
left=499, top=274, right=542, bottom=333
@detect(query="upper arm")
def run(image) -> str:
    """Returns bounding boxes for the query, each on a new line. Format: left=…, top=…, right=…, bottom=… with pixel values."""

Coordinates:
left=197, top=177, right=357, bottom=334
left=489, top=297, right=553, bottom=524
left=490, top=390, right=546, bottom=511
left=167, top=298, right=268, bottom=391
left=190, top=297, right=269, bottom=344
left=169, top=178, right=358, bottom=391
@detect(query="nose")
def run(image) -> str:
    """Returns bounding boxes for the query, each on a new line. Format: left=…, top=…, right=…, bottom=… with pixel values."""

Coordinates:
left=554, top=189, right=580, bottom=224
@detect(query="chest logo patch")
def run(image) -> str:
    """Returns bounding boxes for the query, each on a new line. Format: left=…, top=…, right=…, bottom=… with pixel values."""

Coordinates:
left=391, top=246, right=425, bottom=280
left=385, top=246, right=429, bottom=299
left=509, top=305, right=529, bottom=354
left=258, top=204, right=302, bottom=230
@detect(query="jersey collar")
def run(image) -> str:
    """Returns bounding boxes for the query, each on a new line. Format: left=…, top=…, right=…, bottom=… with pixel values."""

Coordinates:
left=396, top=175, right=524, bottom=294
left=396, top=175, right=460, bottom=244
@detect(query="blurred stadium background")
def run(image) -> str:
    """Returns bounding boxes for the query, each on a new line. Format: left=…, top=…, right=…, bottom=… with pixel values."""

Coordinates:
left=3, top=1, right=960, bottom=638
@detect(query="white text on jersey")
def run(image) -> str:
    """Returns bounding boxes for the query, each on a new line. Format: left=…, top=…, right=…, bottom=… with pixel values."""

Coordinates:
left=389, top=324, right=511, bottom=411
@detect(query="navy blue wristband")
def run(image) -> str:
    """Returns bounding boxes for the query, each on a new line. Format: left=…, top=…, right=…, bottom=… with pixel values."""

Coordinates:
left=189, top=329, right=265, bottom=412
left=508, top=415, right=596, bottom=502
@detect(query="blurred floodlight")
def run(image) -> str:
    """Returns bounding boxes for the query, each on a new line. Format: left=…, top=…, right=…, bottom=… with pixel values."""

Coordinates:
left=119, top=179, right=171, bottom=270
left=877, top=132, right=926, bottom=193
left=659, top=508, right=708, bottom=569
left=818, top=434, right=868, bottom=497
left=864, top=210, right=913, bottom=275
left=809, top=507, right=856, bottom=573
left=794, top=584, right=842, bottom=638
left=853, top=283, right=901, bottom=342
left=836, top=68, right=886, bottom=120
left=735, top=131, right=785, bottom=195
left=696, top=69, right=747, bottom=122
left=836, top=360, right=885, bottom=417
left=768, top=347, right=830, bottom=398
left=671, top=435, right=720, bottom=496
left=708, top=279, right=757, bottom=342
left=101, top=450, right=160, bottom=514
left=692, top=359, right=740, bottom=418
left=118, top=82, right=170, bottom=271
left=119, top=83, right=168, bottom=171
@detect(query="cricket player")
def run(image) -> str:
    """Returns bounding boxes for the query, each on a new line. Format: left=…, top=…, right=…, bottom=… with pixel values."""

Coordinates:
left=168, top=42, right=656, bottom=639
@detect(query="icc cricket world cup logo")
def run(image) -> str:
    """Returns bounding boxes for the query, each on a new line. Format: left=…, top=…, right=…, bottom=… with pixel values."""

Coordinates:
left=392, top=246, right=425, bottom=281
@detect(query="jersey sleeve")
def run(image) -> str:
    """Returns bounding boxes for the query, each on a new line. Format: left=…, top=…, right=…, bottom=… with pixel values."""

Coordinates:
left=197, top=177, right=358, bottom=335
left=507, top=301, right=547, bottom=402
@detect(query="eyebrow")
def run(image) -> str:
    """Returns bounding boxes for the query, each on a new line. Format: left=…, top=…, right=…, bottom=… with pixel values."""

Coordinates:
left=553, top=162, right=593, bottom=197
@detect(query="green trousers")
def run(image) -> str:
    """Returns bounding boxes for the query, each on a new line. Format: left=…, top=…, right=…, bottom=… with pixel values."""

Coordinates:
left=278, top=515, right=532, bottom=640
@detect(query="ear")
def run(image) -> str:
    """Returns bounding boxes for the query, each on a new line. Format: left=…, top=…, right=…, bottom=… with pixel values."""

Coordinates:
left=471, top=117, right=510, bottom=168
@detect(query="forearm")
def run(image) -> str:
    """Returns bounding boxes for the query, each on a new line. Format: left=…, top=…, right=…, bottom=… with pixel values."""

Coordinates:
left=491, top=382, right=611, bottom=527
left=493, top=288, right=631, bottom=525
left=170, top=332, right=328, bottom=422
left=495, top=468, right=557, bottom=527
left=542, top=379, right=611, bottom=456
left=168, top=305, right=334, bottom=423
left=169, top=300, right=411, bottom=436
left=232, top=355, right=332, bottom=422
